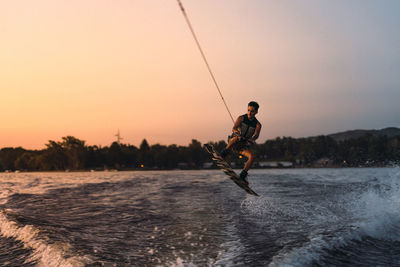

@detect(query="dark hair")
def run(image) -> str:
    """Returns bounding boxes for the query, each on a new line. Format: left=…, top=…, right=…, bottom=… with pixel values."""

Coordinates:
left=248, top=101, right=259, bottom=111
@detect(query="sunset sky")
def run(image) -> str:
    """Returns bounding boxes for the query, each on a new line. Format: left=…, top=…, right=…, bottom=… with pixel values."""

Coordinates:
left=2, top=0, right=400, bottom=149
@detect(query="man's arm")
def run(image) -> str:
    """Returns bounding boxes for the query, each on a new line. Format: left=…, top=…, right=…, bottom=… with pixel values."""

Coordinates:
left=232, top=116, right=244, bottom=135
left=249, top=122, right=262, bottom=143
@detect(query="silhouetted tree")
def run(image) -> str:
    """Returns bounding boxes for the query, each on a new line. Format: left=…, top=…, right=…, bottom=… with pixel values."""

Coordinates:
left=61, top=136, right=87, bottom=170
left=0, top=147, right=26, bottom=171
left=2, top=133, right=400, bottom=171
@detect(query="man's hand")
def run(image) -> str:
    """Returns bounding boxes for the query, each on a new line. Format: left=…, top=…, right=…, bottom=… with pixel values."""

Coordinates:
left=232, top=131, right=240, bottom=137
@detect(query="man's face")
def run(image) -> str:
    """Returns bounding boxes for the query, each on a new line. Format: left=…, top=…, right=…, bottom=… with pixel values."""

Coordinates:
left=247, top=106, right=258, bottom=119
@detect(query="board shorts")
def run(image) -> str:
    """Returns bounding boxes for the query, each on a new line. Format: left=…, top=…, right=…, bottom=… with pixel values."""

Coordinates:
left=228, top=134, right=253, bottom=153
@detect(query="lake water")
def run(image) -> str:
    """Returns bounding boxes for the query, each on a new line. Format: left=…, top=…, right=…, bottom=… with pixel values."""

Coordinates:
left=1, top=168, right=400, bottom=266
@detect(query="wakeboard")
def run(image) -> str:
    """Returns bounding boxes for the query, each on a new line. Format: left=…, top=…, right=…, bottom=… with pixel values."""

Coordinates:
left=204, top=143, right=259, bottom=196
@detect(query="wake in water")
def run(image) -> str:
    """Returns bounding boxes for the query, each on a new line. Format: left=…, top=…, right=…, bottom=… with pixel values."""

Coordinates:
left=239, top=168, right=400, bottom=266
left=0, top=211, right=93, bottom=267
left=0, top=169, right=400, bottom=266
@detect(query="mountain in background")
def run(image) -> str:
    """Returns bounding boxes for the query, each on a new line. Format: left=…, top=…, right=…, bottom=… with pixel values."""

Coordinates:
left=327, top=127, right=400, bottom=142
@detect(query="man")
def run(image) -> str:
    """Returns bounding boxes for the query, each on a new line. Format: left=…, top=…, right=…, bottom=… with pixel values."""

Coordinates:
left=220, top=101, right=262, bottom=184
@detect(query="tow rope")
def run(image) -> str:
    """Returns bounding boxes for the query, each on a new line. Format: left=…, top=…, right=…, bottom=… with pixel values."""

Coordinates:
left=176, top=0, right=235, bottom=124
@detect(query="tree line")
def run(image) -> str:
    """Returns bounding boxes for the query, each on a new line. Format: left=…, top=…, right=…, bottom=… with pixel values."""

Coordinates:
left=0, top=134, right=399, bottom=172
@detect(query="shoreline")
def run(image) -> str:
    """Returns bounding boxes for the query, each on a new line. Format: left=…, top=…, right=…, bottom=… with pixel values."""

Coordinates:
left=2, top=165, right=397, bottom=174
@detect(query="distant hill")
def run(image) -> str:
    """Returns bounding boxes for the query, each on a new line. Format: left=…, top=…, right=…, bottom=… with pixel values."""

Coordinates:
left=327, top=127, right=400, bottom=142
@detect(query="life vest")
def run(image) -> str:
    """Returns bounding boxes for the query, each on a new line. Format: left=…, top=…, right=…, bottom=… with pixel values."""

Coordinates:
left=239, top=114, right=258, bottom=139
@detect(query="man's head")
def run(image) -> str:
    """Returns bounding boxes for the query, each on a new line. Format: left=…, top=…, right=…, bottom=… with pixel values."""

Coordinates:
left=247, top=101, right=259, bottom=119
left=248, top=101, right=259, bottom=111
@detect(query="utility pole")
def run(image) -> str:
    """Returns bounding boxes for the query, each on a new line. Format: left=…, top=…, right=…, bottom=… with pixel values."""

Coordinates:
left=115, top=129, right=123, bottom=144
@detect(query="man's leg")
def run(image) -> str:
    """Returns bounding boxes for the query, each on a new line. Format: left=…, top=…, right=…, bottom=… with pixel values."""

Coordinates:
left=220, top=136, right=240, bottom=158
left=226, top=136, right=240, bottom=150
left=239, top=149, right=254, bottom=172
left=238, top=149, right=254, bottom=184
